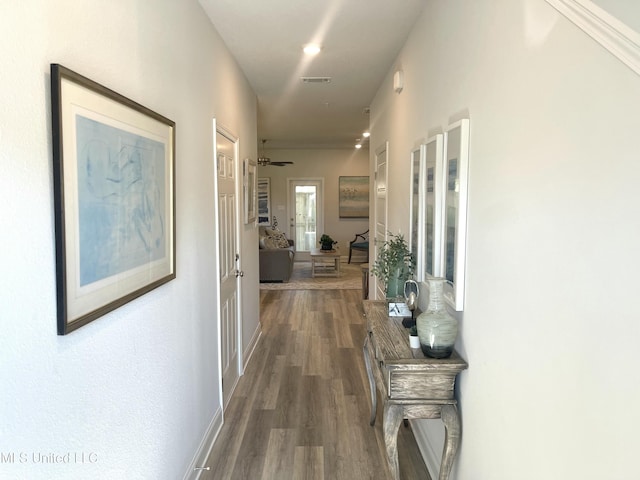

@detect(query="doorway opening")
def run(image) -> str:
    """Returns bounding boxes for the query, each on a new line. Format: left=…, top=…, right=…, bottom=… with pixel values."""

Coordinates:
left=287, top=178, right=324, bottom=260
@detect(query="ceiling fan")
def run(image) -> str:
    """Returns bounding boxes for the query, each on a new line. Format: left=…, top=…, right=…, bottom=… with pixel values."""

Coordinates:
left=257, top=139, right=294, bottom=167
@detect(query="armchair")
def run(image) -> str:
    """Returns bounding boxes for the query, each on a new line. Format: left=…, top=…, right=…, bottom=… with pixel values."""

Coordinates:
left=348, top=229, right=369, bottom=263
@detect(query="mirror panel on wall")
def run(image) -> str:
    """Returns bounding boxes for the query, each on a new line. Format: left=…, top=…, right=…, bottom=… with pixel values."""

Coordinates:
left=409, top=144, right=425, bottom=281
left=443, top=119, right=470, bottom=311
left=423, top=134, right=445, bottom=282
left=410, top=135, right=446, bottom=286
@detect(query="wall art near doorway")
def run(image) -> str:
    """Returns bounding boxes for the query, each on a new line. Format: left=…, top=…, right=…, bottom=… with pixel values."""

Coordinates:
left=339, top=176, right=369, bottom=218
left=244, top=157, right=257, bottom=223
left=257, top=177, right=271, bottom=226
left=50, top=64, right=176, bottom=334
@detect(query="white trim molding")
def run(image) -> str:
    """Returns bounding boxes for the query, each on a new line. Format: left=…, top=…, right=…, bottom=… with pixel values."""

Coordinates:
left=410, top=419, right=441, bottom=477
left=545, top=0, right=640, bottom=76
left=182, top=408, right=223, bottom=480
left=243, top=325, right=262, bottom=371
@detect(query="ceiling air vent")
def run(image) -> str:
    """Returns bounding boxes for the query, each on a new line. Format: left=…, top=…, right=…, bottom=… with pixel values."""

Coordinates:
left=301, top=77, right=332, bottom=84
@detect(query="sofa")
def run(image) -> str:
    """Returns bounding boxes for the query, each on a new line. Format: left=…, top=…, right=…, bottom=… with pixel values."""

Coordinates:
left=258, top=227, right=295, bottom=282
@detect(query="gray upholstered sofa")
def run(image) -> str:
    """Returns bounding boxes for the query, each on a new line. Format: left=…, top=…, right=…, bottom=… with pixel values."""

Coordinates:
left=258, top=227, right=295, bottom=282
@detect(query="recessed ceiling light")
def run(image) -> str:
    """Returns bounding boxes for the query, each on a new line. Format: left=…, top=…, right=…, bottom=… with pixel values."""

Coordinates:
left=303, top=44, right=321, bottom=55
left=362, top=131, right=370, bottom=138
left=355, top=144, right=362, bottom=149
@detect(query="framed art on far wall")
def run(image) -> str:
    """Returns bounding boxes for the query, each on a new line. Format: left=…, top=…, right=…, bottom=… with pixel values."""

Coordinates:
left=339, top=176, right=370, bottom=218
left=50, top=64, right=176, bottom=335
left=244, top=158, right=257, bottom=223
left=443, top=119, right=470, bottom=311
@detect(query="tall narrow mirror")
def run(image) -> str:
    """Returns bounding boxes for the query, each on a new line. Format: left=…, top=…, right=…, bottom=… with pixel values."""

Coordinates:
left=443, top=119, right=470, bottom=311
left=424, top=134, right=444, bottom=281
left=409, top=144, right=425, bottom=280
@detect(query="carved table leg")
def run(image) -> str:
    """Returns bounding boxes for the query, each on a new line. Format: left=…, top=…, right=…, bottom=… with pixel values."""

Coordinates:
left=439, top=404, right=461, bottom=480
left=362, top=336, right=377, bottom=426
left=383, top=403, right=404, bottom=480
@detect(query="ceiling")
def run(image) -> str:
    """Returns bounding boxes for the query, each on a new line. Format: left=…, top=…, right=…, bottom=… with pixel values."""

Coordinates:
left=199, top=0, right=426, bottom=149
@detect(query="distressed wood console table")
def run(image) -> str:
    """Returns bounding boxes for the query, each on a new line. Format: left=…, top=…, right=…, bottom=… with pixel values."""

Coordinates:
left=362, top=301, right=468, bottom=480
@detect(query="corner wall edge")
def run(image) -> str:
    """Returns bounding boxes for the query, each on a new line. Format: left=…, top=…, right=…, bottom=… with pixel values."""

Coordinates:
left=545, top=0, right=640, bottom=77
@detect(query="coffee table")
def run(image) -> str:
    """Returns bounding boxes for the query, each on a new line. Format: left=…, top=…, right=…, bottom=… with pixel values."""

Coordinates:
left=310, top=248, right=341, bottom=278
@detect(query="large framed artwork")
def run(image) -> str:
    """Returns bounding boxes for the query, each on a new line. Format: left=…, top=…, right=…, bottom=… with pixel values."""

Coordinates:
left=50, top=64, right=176, bottom=335
left=244, top=158, right=257, bottom=223
left=339, top=176, right=370, bottom=218
left=443, top=119, right=470, bottom=311
left=257, top=177, right=271, bottom=226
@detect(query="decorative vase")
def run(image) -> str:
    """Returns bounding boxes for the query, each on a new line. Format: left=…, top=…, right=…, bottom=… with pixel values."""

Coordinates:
left=386, top=264, right=408, bottom=299
left=416, top=278, right=458, bottom=358
left=321, top=242, right=333, bottom=251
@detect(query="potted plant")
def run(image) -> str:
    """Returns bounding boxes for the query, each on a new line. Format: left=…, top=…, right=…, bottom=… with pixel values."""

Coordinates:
left=409, top=325, right=420, bottom=348
left=319, top=234, right=337, bottom=251
left=371, top=232, right=415, bottom=299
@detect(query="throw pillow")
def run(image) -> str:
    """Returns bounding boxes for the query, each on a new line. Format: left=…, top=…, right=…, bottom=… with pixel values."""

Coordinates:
left=269, top=230, right=290, bottom=248
left=263, top=236, right=279, bottom=249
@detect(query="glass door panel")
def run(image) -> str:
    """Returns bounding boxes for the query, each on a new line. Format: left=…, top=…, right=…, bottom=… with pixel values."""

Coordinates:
left=295, top=185, right=317, bottom=251
left=288, top=179, right=323, bottom=255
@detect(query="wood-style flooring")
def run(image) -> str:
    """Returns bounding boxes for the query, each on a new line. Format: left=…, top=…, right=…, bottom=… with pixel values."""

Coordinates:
left=202, top=289, right=431, bottom=480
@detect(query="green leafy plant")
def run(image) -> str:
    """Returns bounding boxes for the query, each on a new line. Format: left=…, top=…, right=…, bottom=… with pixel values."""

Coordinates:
left=409, top=325, right=418, bottom=336
left=319, top=234, right=337, bottom=246
left=371, top=232, right=415, bottom=296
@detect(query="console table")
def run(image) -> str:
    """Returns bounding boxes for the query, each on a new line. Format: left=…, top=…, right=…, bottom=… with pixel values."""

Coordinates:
left=362, top=301, right=468, bottom=480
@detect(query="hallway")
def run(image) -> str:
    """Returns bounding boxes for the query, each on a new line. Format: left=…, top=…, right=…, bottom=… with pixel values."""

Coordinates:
left=203, top=289, right=430, bottom=479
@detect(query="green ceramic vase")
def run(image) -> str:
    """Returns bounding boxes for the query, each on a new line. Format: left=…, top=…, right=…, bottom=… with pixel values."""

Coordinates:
left=416, top=278, right=458, bottom=358
left=385, top=265, right=408, bottom=299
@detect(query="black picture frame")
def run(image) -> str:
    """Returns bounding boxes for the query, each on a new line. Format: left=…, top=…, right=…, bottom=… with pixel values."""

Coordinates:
left=51, top=64, right=176, bottom=334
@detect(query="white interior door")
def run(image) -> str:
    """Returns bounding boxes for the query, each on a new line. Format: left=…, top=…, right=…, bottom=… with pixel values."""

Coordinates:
left=374, top=142, right=388, bottom=299
left=215, top=124, right=241, bottom=410
left=287, top=178, right=324, bottom=261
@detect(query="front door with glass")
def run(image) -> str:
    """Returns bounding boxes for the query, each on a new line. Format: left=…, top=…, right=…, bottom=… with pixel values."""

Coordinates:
left=288, top=178, right=324, bottom=260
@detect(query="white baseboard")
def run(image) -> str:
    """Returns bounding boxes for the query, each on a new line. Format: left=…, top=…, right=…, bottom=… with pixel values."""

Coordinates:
left=243, top=325, right=262, bottom=372
left=182, top=327, right=262, bottom=480
left=182, top=407, right=223, bottom=480
left=410, top=419, right=442, bottom=479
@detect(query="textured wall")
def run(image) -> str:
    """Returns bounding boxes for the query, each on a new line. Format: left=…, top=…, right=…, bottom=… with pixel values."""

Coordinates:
left=0, top=1, right=257, bottom=479
left=370, top=0, right=640, bottom=478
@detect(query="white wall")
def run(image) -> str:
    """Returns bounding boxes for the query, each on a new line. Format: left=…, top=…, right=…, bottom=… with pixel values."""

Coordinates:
left=0, top=2, right=257, bottom=479
left=370, top=0, right=640, bottom=478
left=258, top=148, right=370, bottom=260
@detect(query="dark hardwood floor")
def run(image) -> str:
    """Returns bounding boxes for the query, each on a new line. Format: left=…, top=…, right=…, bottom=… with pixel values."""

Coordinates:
left=202, top=289, right=430, bottom=480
